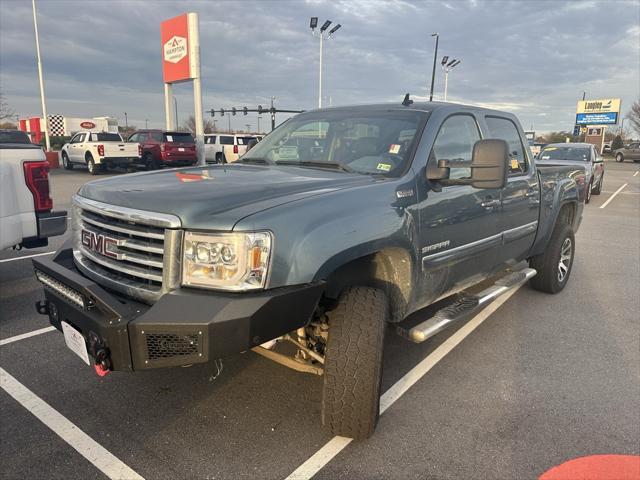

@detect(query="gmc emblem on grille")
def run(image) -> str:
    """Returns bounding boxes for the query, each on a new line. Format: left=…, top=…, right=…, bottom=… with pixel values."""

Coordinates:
left=81, top=229, right=118, bottom=259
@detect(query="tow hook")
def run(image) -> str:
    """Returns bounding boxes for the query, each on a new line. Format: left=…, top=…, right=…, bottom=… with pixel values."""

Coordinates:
left=94, top=349, right=112, bottom=377
left=35, top=300, right=50, bottom=316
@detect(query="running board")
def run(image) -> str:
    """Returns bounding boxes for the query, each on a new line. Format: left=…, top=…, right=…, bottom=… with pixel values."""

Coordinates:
left=397, top=268, right=537, bottom=343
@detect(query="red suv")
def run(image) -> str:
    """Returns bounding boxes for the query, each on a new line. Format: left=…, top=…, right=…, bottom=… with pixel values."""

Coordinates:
left=128, top=130, right=197, bottom=169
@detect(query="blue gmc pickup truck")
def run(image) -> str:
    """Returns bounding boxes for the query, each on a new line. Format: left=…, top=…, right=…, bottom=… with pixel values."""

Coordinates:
left=33, top=100, right=585, bottom=439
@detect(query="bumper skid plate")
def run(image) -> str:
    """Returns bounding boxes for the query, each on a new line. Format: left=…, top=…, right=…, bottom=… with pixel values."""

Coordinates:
left=33, top=247, right=324, bottom=372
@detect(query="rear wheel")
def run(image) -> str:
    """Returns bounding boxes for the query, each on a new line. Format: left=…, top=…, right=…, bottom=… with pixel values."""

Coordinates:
left=86, top=154, right=100, bottom=175
left=143, top=153, right=158, bottom=170
left=321, top=286, right=387, bottom=440
left=616, top=153, right=624, bottom=162
left=592, top=174, right=603, bottom=195
left=61, top=152, right=73, bottom=170
left=529, top=223, right=575, bottom=294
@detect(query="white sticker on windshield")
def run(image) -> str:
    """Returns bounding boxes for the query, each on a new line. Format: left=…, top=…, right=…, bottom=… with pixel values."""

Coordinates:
left=277, top=146, right=299, bottom=160
left=389, top=144, right=401, bottom=154
left=541, top=155, right=550, bottom=159
left=166, top=135, right=173, bottom=142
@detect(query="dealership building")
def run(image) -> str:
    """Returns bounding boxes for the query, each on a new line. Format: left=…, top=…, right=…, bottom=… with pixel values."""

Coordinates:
left=18, top=115, right=119, bottom=143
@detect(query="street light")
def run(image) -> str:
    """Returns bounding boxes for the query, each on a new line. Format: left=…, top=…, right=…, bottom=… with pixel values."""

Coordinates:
left=124, top=112, right=128, bottom=128
left=441, top=57, right=461, bottom=102
left=145, top=119, right=148, bottom=128
left=257, top=115, right=262, bottom=133
left=429, top=33, right=439, bottom=102
left=310, top=17, right=342, bottom=108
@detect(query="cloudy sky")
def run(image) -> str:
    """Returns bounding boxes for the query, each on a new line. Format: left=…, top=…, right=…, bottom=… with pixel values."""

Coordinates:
left=1, top=0, right=638, bottom=134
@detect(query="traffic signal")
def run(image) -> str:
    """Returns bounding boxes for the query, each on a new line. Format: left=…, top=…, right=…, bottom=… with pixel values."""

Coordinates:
left=210, top=109, right=215, bottom=117
left=232, top=107, right=237, bottom=116
left=220, top=108, right=225, bottom=116
left=243, top=106, right=248, bottom=115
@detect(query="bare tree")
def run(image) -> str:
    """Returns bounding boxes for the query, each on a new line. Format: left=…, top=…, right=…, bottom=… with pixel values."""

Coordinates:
left=182, top=115, right=215, bottom=134
left=0, top=93, right=15, bottom=121
left=626, top=100, right=640, bottom=136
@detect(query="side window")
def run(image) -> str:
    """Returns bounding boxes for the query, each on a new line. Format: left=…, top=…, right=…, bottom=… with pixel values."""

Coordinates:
left=75, top=133, right=86, bottom=143
left=128, top=133, right=139, bottom=142
left=220, top=136, right=234, bottom=145
left=485, top=116, right=528, bottom=175
left=430, top=115, right=481, bottom=180
left=151, top=132, right=162, bottom=142
left=69, top=134, right=80, bottom=143
left=205, top=136, right=216, bottom=144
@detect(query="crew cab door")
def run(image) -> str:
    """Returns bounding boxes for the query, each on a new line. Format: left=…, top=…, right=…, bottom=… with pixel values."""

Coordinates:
left=483, top=115, right=539, bottom=265
left=68, top=133, right=85, bottom=162
left=417, top=114, right=503, bottom=303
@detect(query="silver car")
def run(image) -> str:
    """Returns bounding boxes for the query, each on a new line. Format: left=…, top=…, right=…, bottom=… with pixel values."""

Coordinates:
left=614, top=142, right=640, bottom=163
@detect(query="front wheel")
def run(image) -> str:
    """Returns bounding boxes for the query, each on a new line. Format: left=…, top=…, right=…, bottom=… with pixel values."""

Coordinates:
left=61, top=152, right=73, bottom=170
left=616, top=153, right=624, bottom=162
left=529, top=223, right=575, bottom=294
left=585, top=179, right=593, bottom=203
left=592, top=174, right=603, bottom=195
left=321, top=286, right=387, bottom=440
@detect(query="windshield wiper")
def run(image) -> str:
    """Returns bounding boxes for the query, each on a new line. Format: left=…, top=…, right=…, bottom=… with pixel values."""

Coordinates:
left=275, top=160, right=354, bottom=173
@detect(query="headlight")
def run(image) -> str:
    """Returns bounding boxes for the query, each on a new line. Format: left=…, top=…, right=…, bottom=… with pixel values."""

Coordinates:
left=182, top=231, right=272, bottom=291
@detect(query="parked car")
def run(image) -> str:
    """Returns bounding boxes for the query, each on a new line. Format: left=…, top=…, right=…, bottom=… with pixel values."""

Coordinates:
left=0, top=129, right=66, bottom=250
left=602, top=141, right=612, bottom=154
left=129, top=130, right=197, bottom=169
left=204, top=134, right=256, bottom=163
left=33, top=101, right=585, bottom=440
left=61, top=132, right=141, bottom=175
left=537, top=143, right=604, bottom=203
left=614, top=142, right=640, bottom=162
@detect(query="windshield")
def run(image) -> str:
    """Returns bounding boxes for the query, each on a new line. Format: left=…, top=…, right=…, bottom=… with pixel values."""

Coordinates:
left=163, top=133, right=195, bottom=143
left=91, top=133, right=122, bottom=142
left=539, top=146, right=590, bottom=162
left=242, top=109, right=427, bottom=175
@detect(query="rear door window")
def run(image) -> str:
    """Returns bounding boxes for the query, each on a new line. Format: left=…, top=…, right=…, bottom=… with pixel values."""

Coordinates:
left=150, top=132, right=163, bottom=142
left=220, top=136, right=234, bottom=145
left=485, top=116, right=528, bottom=175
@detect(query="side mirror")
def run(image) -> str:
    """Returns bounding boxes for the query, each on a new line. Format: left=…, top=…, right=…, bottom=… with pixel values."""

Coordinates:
left=469, top=139, right=509, bottom=189
left=246, top=139, right=258, bottom=152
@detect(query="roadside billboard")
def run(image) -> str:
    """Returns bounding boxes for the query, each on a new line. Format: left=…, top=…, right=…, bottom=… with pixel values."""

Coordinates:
left=575, top=98, right=621, bottom=125
left=160, top=13, right=199, bottom=83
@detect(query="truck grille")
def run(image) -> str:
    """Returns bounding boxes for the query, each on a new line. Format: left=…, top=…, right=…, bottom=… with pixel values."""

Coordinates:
left=71, top=195, right=182, bottom=303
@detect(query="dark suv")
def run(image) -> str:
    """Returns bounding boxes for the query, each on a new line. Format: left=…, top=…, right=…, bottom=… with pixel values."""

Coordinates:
left=128, top=130, right=197, bottom=169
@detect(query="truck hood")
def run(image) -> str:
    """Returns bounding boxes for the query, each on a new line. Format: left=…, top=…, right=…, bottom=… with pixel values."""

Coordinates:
left=78, top=164, right=374, bottom=230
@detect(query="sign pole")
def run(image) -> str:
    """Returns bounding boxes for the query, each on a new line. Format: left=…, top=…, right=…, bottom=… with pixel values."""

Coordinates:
left=31, top=0, right=50, bottom=152
left=188, top=13, right=204, bottom=165
left=164, top=83, right=175, bottom=130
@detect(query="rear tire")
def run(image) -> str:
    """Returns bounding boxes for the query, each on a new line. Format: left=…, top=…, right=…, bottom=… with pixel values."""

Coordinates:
left=529, top=223, right=575, bottom=294
left=61, top=152, right=73, bottom=170
left=144, top=153, right=158, bottom=170
left=616, top=153, right=624, bottom=162
left=321, top=286, right=387, bottom=440
left=592, top=174, right=603, bottom=195
left=86, top=155, right=100, bottom=175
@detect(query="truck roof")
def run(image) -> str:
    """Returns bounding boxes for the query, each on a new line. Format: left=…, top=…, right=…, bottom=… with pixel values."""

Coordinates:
left=305, top=101, right=513, bottom=117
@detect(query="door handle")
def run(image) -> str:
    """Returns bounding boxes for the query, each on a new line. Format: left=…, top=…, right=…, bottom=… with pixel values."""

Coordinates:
left=525, top=191, right=537, bottom=198
left=481, top=199, right=500, bottom=208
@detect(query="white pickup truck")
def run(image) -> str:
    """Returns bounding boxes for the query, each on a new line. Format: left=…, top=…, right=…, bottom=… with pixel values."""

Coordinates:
left=61, top=132, right=141, bottom=175
left=0, top=129, right=67, bottom=250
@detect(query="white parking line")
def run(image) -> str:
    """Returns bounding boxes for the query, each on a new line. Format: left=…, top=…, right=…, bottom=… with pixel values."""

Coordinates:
left=634, top=171, right=639, bottom=177
left=0, top=326, right=56, bottom=346
left=0, top=251, right=55, bottom=263
left=285, top=285, right=523, bottom=480
left=0, top=367, right=145, bottom=480
left=600, top=183, right=628, bottom=209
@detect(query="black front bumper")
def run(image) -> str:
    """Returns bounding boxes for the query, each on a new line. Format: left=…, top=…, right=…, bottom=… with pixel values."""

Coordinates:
left=33, top=248, right=324, bottom=372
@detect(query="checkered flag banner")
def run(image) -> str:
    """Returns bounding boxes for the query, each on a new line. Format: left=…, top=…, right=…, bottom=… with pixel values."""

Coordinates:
left=48, top=115, right=65, bottom=136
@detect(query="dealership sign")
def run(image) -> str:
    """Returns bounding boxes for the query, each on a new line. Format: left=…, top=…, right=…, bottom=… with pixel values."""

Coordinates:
left=576, top=98, right=621, bottom=126
left=160, top=13, right=199, bottom=83
left=79, top=121, right=96, bottom=129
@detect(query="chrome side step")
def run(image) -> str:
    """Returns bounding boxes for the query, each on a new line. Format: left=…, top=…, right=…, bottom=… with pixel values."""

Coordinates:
left=397, top=267, right=536, bottom=343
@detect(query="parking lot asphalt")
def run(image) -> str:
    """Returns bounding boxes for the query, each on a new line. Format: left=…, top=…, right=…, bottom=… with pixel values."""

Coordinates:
left=1, top=161, right=639, bottom=480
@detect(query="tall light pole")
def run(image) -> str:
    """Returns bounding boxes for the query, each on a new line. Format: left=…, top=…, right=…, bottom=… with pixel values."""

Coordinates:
left=310, top=17, right=341, bottom=109
left=257, top=115, right=262, bottom=133
left=440, top=57, right=461, bottom=102
left=124, top=112, right=128, bottom=128
left=31, top=0, right=50, bottom=151
left=429, top=33, right=439, bottom=102
left=145, top=119, right=148, bottom=128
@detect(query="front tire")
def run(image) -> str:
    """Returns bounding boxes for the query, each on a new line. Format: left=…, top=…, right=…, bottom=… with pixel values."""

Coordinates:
left=321, top=286, right=387, bottom=440
left=592, top=174, right=603, bottom=195
left=585, top=179, right=593, bottom=203
left=529, top=223, right=575, bottom=294
left=61, top=152, right=73, bottom=170
left=616, top=153, right=624, bottom=162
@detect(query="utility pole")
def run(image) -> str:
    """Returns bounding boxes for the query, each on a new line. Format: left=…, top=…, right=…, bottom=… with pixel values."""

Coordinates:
left=310, top=17, right=341, bottom=109
left=257, top=116, right=262, bottom=133
left=124, top=112, right=128, bottom=128
left=271, top=96, right=276, bottom=130
left=429, top=33, right=439, bottom=102
left=31, top=0, right=50, bottom=151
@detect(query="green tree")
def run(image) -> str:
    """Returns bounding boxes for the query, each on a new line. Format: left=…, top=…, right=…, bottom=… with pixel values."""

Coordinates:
left=611, top=135, right=624, bottom=151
